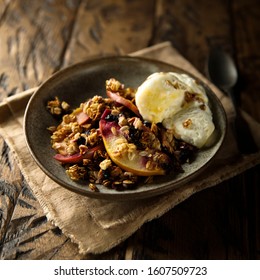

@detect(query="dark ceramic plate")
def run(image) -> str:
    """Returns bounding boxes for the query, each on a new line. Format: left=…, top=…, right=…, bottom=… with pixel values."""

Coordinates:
left=24, top=56, right=227, bottom=200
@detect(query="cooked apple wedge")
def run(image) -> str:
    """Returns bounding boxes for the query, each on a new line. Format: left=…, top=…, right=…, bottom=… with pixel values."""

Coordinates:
left=54, top=144, right=103, bottom=164
left=99, top=110, right=170, bottom=176
left=106, top=90, right=141, bottom=117
left=75, top=111, right=90, bottom=125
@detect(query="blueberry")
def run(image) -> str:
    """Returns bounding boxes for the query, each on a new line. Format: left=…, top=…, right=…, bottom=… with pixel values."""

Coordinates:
left=76, top=136, right=86, bottom=146
left=105, top=114, right=118, bottom=122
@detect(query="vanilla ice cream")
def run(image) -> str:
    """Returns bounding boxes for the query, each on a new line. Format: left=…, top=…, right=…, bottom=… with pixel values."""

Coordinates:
left=135, top=72, right=215, bottom=148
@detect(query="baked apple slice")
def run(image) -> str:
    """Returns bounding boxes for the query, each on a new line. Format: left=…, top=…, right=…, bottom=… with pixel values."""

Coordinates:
left=54, top=144, right=102, bottom=164
left=106, top=90, right=141, bottom=117
left=99, top=110, right=170, bottom=176
left=75, top=111, right=90, bottom=125
left=106, top=78, right=141, bottom=117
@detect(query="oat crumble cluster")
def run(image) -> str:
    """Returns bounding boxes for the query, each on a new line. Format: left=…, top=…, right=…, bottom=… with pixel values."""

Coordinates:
left=47, top=78, right=197, bottom=192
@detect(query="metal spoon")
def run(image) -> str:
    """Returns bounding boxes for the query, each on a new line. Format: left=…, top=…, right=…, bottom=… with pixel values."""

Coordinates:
left=207, top=48, right=257, bottom=154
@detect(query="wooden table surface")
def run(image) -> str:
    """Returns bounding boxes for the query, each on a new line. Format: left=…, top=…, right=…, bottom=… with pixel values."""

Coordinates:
left=0, top=0, right=259, bottom=260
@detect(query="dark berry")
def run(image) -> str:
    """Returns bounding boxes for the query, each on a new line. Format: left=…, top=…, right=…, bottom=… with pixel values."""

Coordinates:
left=105, top=114, right=118, bottom=122
left=76, top=136, right=86, bottom=146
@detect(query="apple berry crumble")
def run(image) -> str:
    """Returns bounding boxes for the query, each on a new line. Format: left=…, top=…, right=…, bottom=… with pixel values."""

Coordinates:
left=46, top=76, right=213, bottom=192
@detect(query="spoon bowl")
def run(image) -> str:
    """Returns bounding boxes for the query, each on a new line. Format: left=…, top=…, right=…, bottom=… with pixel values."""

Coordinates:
left=207, top=49, right=238, bottom=91
left=207, top=48, right=257, bottom=154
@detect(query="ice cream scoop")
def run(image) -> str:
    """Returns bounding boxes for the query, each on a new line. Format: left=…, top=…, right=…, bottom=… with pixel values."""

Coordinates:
left=135, top=72, right=215, bottom=148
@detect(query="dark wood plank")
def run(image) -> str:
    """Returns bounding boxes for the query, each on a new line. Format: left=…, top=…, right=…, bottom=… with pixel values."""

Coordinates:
left=232, top=0, right=260, bottom=122
left=0, top=0, right=81, bottom=102
left=124, top=165, right=259, bottom=260
left=151, top=0, right=233, bottom=73
left=62, top=0, right=155, bottom=67
left=224, top=0, right=260, bottom=257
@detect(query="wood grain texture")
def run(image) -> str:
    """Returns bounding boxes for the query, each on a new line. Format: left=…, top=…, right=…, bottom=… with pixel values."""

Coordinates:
left=232, top=0, right=260, bottom=122
left=0, top=0, right=81, bottom=101
left=0, top=137, right=82, bottom=260
left=151, top=0, right=233, bottom=71
left=62, top=0, right=155, bottom=67
left=124, top=167, right=259, bottom=260
left=0, top=0, right=259, bottom=260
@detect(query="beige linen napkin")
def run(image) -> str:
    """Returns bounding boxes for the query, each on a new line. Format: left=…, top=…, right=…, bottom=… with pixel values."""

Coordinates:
left=0, top=42, right=260, bottom=254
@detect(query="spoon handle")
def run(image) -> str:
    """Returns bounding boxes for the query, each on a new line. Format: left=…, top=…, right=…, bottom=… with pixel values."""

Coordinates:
left=225, top=87, right=258, bottom=154
left=207, top=48, right=258, bottom=154
left=224, top=87, right=238, bottom=113
left=234, top=112, right=258, bottom=154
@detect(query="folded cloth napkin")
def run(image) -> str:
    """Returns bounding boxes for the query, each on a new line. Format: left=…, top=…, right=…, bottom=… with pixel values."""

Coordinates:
left=0, top=42, right=260, bottom=254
